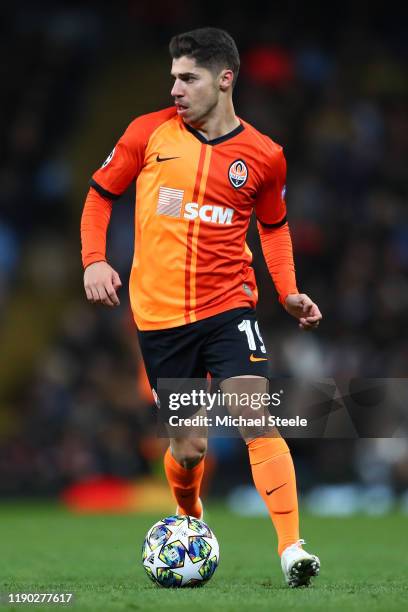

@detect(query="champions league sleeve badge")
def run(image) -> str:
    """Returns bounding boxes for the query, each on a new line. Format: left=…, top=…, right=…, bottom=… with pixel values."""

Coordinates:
left=101, top=147, right=116, bottom=168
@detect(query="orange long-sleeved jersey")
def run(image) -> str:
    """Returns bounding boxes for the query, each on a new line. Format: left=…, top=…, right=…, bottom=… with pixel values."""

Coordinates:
left=81, top=107, right=298, bottom=330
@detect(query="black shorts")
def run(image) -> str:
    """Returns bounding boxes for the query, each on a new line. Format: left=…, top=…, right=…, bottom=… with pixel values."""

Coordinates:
left=137, top=307, right=269, bottom=392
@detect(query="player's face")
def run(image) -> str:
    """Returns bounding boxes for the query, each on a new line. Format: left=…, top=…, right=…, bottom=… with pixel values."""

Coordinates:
left=171, top=57, right=220, bottom=125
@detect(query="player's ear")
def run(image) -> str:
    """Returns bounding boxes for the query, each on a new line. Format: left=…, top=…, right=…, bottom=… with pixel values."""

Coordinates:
left=219, top=69, right=234, bottom=92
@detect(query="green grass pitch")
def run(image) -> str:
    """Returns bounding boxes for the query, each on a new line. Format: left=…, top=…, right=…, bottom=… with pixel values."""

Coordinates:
left=1, top=503, right=407, bottom=611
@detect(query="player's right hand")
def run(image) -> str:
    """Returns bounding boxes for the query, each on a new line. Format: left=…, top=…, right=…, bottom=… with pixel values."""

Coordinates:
left=83, top=261, right=122, bottom=307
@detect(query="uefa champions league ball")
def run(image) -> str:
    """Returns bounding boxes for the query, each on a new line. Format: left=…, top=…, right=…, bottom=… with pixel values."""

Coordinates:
left=142, top=515, right=219, bottom=587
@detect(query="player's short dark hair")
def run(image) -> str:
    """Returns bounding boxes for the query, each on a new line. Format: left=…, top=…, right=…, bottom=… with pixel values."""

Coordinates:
left=169, top=27, right=240, bottom=87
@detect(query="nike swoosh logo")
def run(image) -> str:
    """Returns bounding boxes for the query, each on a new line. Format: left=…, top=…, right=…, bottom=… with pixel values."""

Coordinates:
left=250, top=354, right=268, bottom=362
left=156, top=155, right=180, bottom=162
left=266, top=483, right=286, bottom=496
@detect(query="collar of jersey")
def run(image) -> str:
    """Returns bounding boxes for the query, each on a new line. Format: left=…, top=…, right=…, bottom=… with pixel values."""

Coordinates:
left=183, top=121, right=244, bottom=146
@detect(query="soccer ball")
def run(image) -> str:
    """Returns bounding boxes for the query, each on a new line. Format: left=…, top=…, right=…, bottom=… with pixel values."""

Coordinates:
left=142, top=515, right=219, bottom=587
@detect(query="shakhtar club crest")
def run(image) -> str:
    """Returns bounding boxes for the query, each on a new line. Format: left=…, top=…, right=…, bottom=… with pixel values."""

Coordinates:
left=228, top=159, right=248, bottom=189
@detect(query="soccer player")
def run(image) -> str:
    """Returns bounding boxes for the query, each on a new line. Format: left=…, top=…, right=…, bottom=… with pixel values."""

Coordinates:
left=81, top=27, right=322, bottom=587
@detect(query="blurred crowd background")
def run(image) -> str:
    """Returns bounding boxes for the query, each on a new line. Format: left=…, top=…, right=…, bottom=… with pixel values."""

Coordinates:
left=1, top=1, right=407, bottom=513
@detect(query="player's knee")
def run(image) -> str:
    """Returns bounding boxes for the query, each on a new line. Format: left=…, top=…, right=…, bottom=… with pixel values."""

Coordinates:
left=180, top=443, right=207, bottom=468
left=172, top=439, right=207, bottom=468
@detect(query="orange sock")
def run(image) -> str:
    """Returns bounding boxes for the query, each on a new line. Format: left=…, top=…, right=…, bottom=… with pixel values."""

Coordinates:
left=247, top=437, right=299, bottom=556
left=164, top=446, right=204, bottom=518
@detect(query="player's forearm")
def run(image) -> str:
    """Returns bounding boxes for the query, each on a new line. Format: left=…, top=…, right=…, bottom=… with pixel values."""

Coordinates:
left=257, top=221, right=298, bottom=305
left=80, top=187, right=113, bottom=268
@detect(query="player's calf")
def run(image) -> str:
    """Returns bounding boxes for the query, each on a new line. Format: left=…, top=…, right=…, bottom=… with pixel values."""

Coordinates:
left=164, top=442, right=206, bottom=520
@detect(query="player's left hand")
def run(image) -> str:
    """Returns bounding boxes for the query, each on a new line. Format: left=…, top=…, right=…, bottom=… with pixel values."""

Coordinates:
left=284, top=293, right=322, bottom=331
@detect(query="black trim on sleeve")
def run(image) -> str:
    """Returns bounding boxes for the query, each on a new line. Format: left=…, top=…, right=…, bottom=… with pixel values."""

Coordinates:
left=257, top=215, right=287, bottom=229
left=89, top=179, right=121, bottom=200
